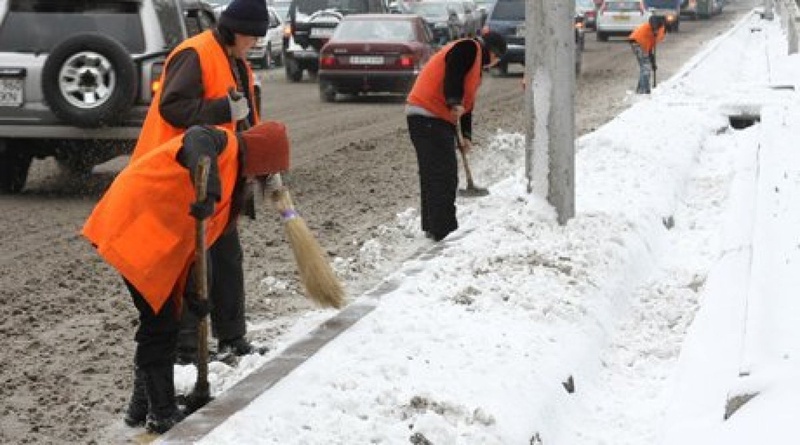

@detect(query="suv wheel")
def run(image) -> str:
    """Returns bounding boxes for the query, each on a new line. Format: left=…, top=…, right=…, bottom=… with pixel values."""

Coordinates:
left=41, top=33, right=137, bottom=128
left=0, top=140, right=33, bottom=194
left=285, top=57, right=303, bottom=82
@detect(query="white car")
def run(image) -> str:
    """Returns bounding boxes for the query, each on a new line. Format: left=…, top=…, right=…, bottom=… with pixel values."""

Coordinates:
left=248, top=6, right=284, bottom=68
left=209, top=2, right=284, bottom=68
left=596, top=0, right=650, bottom=41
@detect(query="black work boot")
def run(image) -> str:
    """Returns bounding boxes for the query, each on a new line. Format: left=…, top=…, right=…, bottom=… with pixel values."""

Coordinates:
left=123, top=367, right=148, bottom=427
left=143, top=363, right=185, bottom=434
left=218, top=336, right=267, bottom=357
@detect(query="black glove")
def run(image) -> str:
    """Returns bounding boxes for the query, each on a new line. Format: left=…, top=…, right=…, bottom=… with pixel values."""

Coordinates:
left=185, top=292, right=210, bottom=318
left=189, top=196, right=215, bottom=220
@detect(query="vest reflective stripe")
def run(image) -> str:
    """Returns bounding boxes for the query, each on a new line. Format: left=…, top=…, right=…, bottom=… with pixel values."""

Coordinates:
left=407, top=39, right=483, bottom=124
left=83, top=128, right=240, bottom=314
left=131, top=30, right=259, bottom=162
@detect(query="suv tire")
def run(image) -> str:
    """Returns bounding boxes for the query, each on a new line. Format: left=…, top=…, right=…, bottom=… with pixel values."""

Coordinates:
left=285, top=57, right=303, bottom=82
left=41, top=33, right=137, bottom=128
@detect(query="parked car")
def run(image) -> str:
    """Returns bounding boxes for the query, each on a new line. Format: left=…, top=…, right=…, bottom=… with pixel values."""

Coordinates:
left=482, top=0, right=524, bottom=76
left=596, top=0, right=649, bottom=41
left=0, top=0, right=225, bottom=193
left=406, top=1, right=463, bottom=46
left=645, top=0, right=680, bottom=31
left=284, top=0, right=387, bottom=82
left=680, top=0, right=724, bottom=19
left=248, top=6, right=285, bottom=68
left=318, top=14, right=434, bottom=102
left=473, top=0, right=496, bottom=27
left=448, top=0, right=481, bottom=37
left=576, top=0, right=598, bottom=30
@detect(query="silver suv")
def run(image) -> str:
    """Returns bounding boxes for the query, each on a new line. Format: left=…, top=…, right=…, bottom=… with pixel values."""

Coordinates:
left=0, top=0, right=218, bottom=193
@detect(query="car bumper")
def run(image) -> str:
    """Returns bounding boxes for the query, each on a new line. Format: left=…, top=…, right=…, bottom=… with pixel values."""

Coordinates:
left=247, top=46, right=267, bottom=60
left=318, top=70, right=418, bottom=93
left=501, top=45, right=525, bottom=65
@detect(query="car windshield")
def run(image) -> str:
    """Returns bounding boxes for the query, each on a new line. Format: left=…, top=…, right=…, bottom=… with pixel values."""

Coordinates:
left=605, top=1, right=642, bottom=11
left=407, top=2, right=451, bottom=17
left=334, top=19, right=414, bottom=42
left=576, top=0, right=595, bottom=8
left=488, top=0, right=523, bottom=21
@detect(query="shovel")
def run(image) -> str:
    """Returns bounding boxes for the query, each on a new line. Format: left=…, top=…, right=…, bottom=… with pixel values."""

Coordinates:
left=184, top=155, right=213, bottom=414
left=455, top=120, right=489, bottom=197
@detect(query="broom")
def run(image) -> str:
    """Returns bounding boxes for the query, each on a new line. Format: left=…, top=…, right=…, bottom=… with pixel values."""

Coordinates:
left=268, top=174, right=345, bottom=309
left=228, top=87, right=344, bottom=309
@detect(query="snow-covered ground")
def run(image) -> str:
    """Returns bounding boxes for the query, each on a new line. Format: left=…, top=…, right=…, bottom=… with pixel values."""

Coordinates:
left=165, top=10, right=800, bottom=444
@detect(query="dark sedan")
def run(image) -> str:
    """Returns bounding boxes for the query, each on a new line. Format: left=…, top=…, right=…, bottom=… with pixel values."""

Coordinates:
left=318, top=14, right=435, bottom=102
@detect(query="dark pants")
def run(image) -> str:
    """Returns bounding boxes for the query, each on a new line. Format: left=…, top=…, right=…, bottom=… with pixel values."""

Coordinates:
left=407, top=114, right=459, bottom=240
left=178, top=227, right=246, bottom=352
left=126, top=279, right=180, bottom=369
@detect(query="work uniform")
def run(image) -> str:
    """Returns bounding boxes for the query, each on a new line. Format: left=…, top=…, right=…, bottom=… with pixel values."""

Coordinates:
left=132, top=28, right=260, bottom=357
left=629, top=22, right=666, bottom=94
left=406, top=38, right=485, bottom=241
left=83, top=125, right=242, bottom=432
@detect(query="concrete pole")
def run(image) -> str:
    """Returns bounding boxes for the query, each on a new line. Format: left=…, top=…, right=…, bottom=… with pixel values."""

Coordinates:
left=525, top=0, right=575, bottom=224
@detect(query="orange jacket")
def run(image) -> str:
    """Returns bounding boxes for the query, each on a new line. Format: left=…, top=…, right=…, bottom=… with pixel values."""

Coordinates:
left=629, top=22, right=666, bottom=54
left=130, top=30, right=259, bottom=162
left=407, top=39, right=483, bottom=124
left=83, top=128, right=241, bottom=314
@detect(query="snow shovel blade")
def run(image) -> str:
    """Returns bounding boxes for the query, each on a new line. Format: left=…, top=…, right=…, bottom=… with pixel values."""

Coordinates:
left=458, top=185, right=489, bottom=197
left=182, top=384, right=212, bottom=415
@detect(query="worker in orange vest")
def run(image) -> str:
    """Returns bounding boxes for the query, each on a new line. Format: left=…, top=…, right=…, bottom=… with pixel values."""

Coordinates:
left=406, top=31, right=507, bottom=241
left=83, top=122, right=290, bottom=434
left=132, top=0, right=268, bottom=372
left=629, top=15, right=667, bottom=94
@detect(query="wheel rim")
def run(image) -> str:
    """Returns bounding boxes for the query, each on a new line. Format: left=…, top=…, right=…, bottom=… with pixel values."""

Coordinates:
left=58, top=51, right=116, bottom=109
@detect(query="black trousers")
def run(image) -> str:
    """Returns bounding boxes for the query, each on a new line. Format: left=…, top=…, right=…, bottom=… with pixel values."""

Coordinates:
left=178, top=226, right=247, bottom=351
left=126, top=279, right=179, bottom=369
left=407, top=114, right=459, bottom=240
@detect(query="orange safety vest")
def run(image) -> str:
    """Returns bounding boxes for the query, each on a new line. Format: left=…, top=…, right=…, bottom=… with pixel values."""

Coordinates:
left=130, top=30, right=260, bottom=162
left=407, top=39, right=483, bottom=124
left=629, top=23, right=665, bottom=54
left=83, top=128, right=241, bottom=314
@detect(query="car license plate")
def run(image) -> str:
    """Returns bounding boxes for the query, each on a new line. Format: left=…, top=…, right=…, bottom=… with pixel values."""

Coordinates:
left=310, top=27, right=334, bottom=38
left=613, top=14, right=630, bottom=21
left=516, top=24, right=526, bottom=37
left=0, top=77, right=23, bottom=107
left=350, top=56, right=384, bottom=65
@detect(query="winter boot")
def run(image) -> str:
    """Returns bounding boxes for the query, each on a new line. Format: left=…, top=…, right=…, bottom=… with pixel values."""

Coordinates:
left=142, top=363, right=185, bottom=434
left=123, top=367, right=148, bottom=427
left=218, top=336, right=267, bottom=357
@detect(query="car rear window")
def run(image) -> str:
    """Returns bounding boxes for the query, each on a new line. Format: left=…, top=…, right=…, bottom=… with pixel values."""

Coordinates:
left=488, top=0, right=524, bottom=21
left=292, top=0, right=370, bottom=16
left=0, top=0, right=146, bottom=53
left=605, top=1, right=642, bottom=11
left=335, top=19, right=414, bottom=42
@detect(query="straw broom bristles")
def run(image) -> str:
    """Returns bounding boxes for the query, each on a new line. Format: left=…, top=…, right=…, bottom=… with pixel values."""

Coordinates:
left=271, top=184, right=345, bottom=309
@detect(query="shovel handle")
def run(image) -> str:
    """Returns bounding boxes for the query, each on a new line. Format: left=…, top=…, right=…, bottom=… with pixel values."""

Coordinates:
left=455, top=120, right=477, bottom=188
left=193, top=156, right=211, bottom=396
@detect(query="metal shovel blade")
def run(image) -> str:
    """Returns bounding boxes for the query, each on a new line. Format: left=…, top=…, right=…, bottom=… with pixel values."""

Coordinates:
left=458, top=185, right=489, bottom=197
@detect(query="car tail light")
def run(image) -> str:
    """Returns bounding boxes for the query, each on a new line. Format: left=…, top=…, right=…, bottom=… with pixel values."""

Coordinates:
left=482, top=25, right=490, bottom=34
left=320, top=54, right=337, bottom=67
left=150, top=61, right=164, bottom=96
left=397, top=55, right=414, bottom=68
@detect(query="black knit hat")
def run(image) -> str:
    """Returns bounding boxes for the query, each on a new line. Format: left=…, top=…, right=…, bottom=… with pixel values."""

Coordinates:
left=480, top=30, right=507, bottom=58
left=219, top=0, right=269, bottom=37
